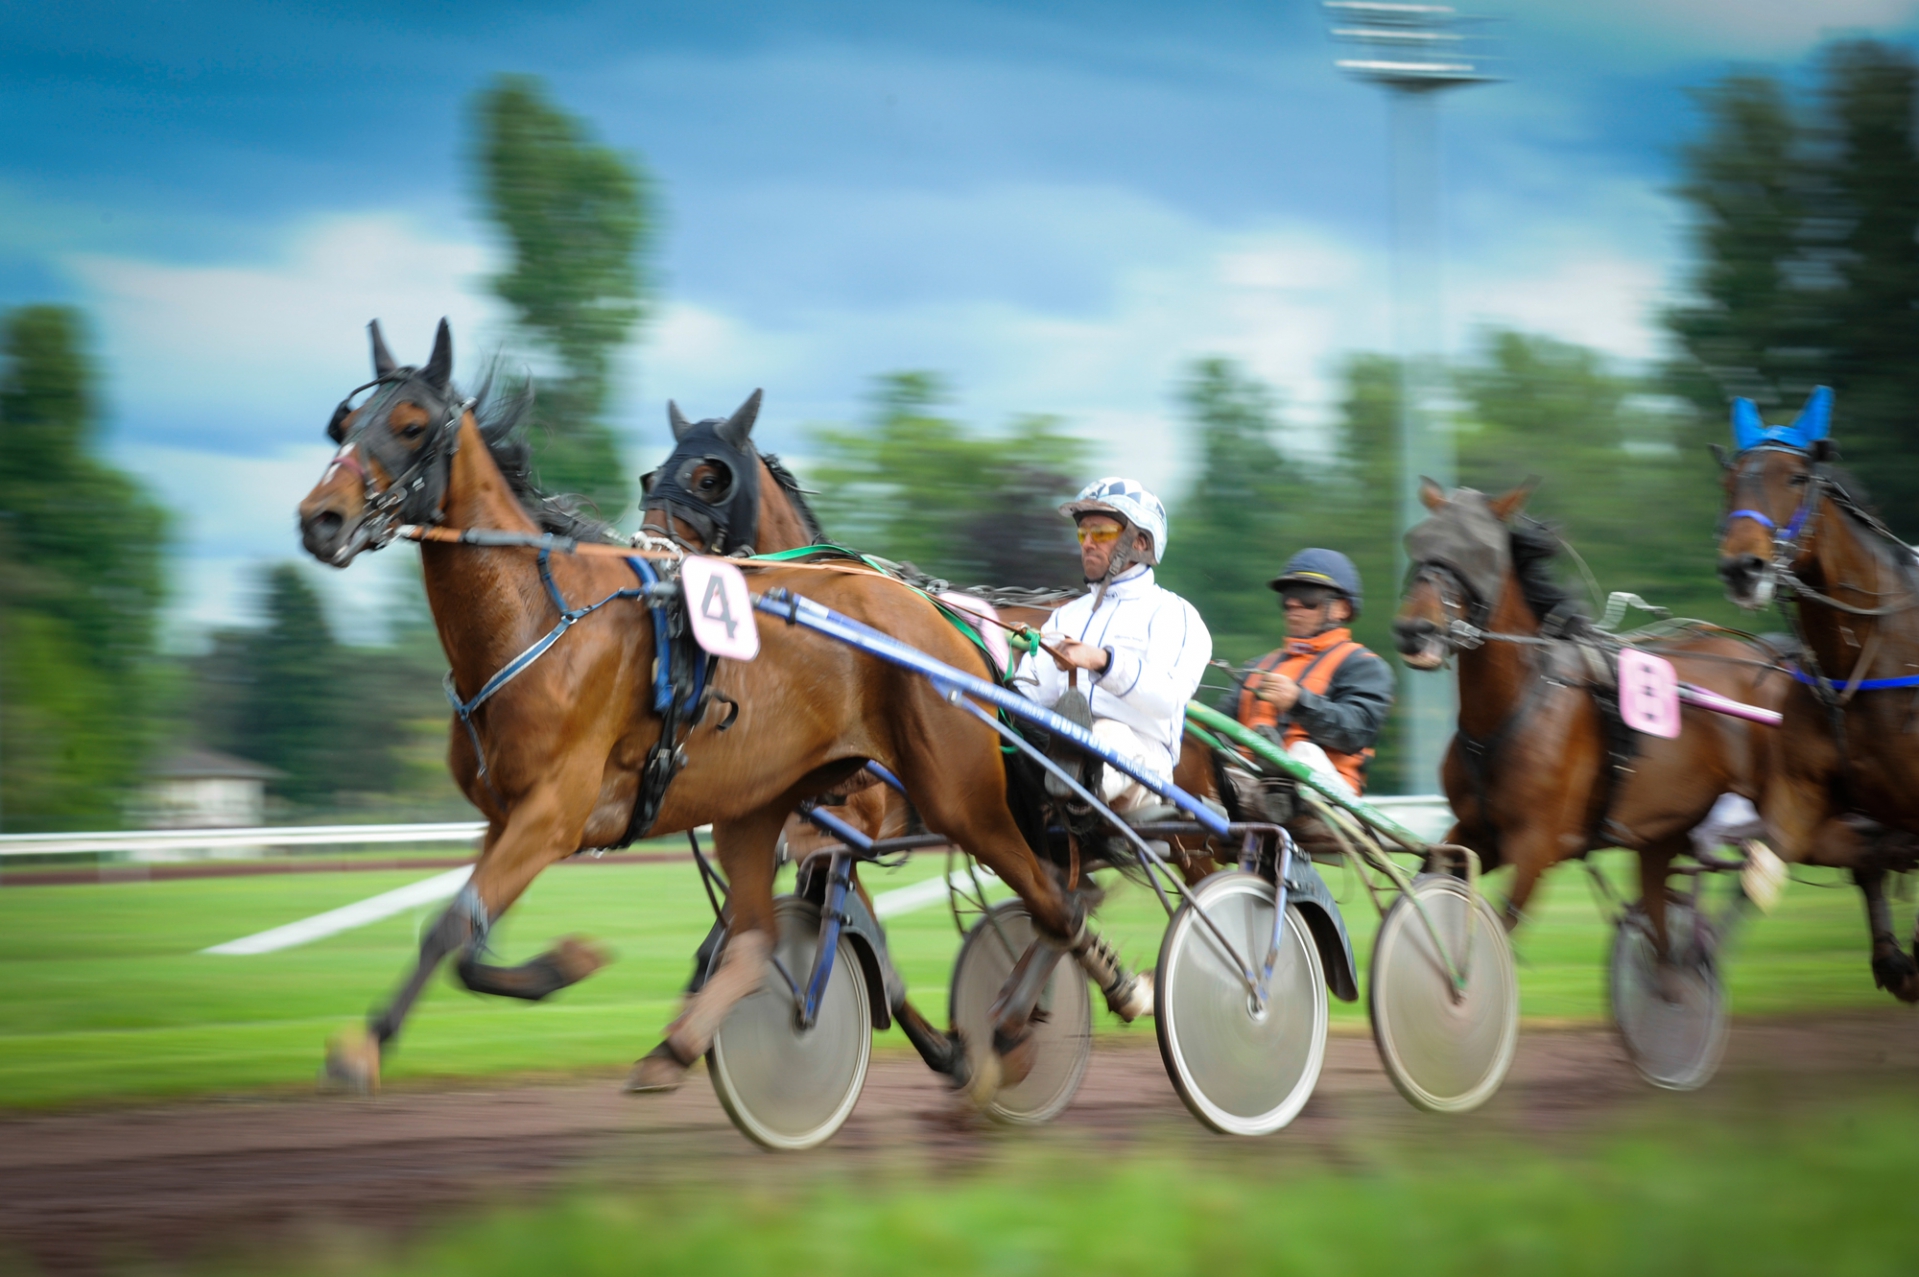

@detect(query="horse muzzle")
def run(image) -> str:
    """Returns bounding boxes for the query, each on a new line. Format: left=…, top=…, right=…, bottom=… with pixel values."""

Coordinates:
left=1716, top=553, right=1773, bottom=610
left=299, top=496, right=375, bottom=568
left=1392, top=617, right=1448, bottom=670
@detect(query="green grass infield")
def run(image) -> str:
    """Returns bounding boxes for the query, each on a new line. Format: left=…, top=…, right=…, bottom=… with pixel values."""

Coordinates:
left=0, top=850, right=1898, bottom=1108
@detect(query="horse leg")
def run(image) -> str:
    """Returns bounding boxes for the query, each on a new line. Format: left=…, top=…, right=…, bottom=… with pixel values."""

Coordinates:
left=1498, top=844, right=1549, bottom=934
left=904, top=766, right=1129, bottom=1103
left=1856, top=865, right=1919, bottom=1002
left=327, top=779, right=598, bottom=1092
left=844, top=871, right=971, bottom=1087
left=628, top=804, right=786, bottom=1093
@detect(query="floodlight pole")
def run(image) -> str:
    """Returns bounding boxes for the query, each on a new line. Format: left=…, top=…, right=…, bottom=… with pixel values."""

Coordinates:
left=1325, top=3, right=1492, bottom=795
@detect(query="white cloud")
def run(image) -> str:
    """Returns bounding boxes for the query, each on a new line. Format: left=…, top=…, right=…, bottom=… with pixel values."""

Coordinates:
left=70, top=171, right=1683, bottom=642
left=69, top=213, right=506, bottom=452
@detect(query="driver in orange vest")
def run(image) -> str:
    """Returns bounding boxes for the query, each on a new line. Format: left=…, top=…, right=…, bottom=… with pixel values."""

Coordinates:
left=1216, top=548, right=1394, bottom=799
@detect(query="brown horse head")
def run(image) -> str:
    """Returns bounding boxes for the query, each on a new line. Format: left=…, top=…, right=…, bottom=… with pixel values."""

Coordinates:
left=299, top=318, right=466, bottom=567
left=1714, top=388, right=1838, bottom=609
left=1392, top=478, right=1536, bottom=669
left=639, top=390, right=821, bottom=555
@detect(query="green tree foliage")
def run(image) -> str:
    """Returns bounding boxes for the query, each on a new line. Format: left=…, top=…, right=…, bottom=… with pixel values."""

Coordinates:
left=808, top=373, right=1090, bottom=587
left=0, top=306, right=168, bottom=829
left=1158, top=360, right=1317, bottom=661
left=1455, top=330, right=1737, bottom=630
left=1158, top=356, right=1407, bottom=788
left=190, top=565, right=455, bottom=812
left=1669, top=39, right=1919, bottom=537
left=474, top=74, right=652, bottom=518
left=1665, top=74, right=1814, bottom=414
left=1818, top=41, right=1919, bottom=527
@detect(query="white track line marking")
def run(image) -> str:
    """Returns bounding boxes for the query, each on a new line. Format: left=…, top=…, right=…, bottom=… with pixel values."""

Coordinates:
left=202, top=861, right=1000, bottom=956
left=873, top=867, right=1001, bottom=919
left=202, top=867, right=473, bottom=955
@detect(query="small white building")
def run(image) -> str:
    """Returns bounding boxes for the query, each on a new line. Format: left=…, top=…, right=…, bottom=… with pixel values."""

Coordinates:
left=141, top=747, right=279, bottom=831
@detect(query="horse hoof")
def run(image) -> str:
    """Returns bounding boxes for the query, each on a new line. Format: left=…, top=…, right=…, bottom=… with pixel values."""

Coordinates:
left=942, top=1037, right=973, bottom=1092
left=999, top=1033, right=1039, bottom=1089
left=1116, top=970, right=1154, bottom=1021
left=624, top=1043, right=688, bottom=1094
left=320, top=1027, right=381, bottom=1095
left=966, top=1047, right=1004, bottom=1110
left=552, top=935, right=611, bottom=983
left=1872, top=948, right=1919, bottom=1003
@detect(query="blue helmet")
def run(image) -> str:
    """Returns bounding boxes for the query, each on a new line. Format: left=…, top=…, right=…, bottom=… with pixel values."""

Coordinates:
left=1270, top=548, right=1362, bottom=617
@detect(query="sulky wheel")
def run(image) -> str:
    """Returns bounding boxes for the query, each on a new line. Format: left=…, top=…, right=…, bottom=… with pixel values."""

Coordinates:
left=707, top=896, right=872, bottom=1150
left=1155, top=870, right=1327, bottom=1136
left=1369, top=874, right=1518, bottom=1114
left=949, top=901, right=1093, bottom=1125
left=1609, top=898, right=1727, bottom=1092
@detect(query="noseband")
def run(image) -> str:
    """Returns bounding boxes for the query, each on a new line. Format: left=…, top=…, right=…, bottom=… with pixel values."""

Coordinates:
left=320, top=371, right=473, bottom=564
left=1405, top=561, right=1491, bottom=655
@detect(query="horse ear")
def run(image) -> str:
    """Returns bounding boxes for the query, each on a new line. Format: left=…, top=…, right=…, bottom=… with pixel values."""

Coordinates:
left=1792, top=385, right=1833, bottom=444
left=716, top=389, right=762, bottom=450
left=1418, top=476, right=1446, bottom=511
left=1731, top=397, right=1765, bottom=452
left=423, top=319, right=453, bottom=393
left=668, top=400, right=693, bottom=441
left=368, top=320, right=397, bottom=377
left=1709, top=442, right=1732, bottom=471
left=1488, top=476, right=1540, bottom=521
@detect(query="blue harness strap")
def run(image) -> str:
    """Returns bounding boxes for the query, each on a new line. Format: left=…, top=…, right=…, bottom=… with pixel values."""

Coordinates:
left=1791, top=666, right=1919, bottom=692
left=445, top=550, right=662, bottom=798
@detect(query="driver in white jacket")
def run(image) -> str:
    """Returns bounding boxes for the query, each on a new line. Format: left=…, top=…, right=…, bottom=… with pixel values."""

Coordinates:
left=1011, top=477, right=1211, bottom=811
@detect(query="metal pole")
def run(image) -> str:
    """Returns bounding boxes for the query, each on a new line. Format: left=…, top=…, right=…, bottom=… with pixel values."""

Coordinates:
left=1389, top=86, right=1456, bottom=794
left=1325, top=3, right=1494, bottom=793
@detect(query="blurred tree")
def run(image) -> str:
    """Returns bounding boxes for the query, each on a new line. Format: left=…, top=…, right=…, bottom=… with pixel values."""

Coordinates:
left=1818, top=41, right=1919, bottom=534
left=1455, top=329, right=1736, bottom=630
left=0, top=306, right=168, bottom=830
left=474, top=74, right=652, bottom=519
left=1158, top=357, right=1409, bottom=789
left=1158, top=360, right=1314, bottom=662
left=808, top=373, right=1089, bottom=587
left=1665, top=74, right=1816, bottom=416
left=194, top=565, right=408, bottom=809
left=1668, top=40, right=1919, bottom=538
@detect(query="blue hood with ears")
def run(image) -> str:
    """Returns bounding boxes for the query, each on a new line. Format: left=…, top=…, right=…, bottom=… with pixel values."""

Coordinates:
left=1732, top=386, right=1833, bottom=452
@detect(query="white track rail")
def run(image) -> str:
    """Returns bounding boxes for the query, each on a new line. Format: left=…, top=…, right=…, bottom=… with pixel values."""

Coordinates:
left=0, top=822, right=487, bottom=859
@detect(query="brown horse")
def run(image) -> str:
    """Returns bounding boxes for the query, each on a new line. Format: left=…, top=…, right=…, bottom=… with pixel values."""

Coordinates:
left=635, top=400, right=1158, bottom=1077
left=1716, top=411, right=1919, bottom=1000
left=1389, top=481, right=1789, bottom=961
left=295, top=320, right=1126, bottom=1096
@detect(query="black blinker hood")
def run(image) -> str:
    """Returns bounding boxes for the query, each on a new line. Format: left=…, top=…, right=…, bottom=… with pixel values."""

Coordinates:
left=642, top=415, right=764, bottom=554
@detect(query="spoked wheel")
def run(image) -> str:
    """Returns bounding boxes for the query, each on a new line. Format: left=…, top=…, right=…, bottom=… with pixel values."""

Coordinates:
left=949, top=901, right=1093, bottom=1125
left=1156, top=870, right=1327, bottom=1136
left=1370, top=874, right=1518, bottom=1113
left=707, top=896, right=872, bottom=1150
left=1610, top=898, right=1727, bottom=1092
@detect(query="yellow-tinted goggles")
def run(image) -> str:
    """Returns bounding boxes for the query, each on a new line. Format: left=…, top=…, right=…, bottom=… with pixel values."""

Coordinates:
left=1075, top=523, right=1123, bottom=547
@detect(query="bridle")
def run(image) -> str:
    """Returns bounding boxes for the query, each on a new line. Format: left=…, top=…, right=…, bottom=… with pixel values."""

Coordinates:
left=1722, top=445, right=1916, bottom=620
left=1403, top=560, right=1499, bottom=657
left=318, top=369, right=473, bottom=565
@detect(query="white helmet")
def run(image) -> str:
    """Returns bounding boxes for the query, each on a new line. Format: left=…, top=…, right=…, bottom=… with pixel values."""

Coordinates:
left=1060, top=476, right=1168, bottom=565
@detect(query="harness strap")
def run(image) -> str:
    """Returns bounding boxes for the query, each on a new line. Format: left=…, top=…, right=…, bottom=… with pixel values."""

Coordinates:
left=444, top=550, right=659, bottom=806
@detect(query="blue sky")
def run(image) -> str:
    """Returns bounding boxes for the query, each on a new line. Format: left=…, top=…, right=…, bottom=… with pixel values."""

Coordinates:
left=5, top=1, right=1917, bottom=640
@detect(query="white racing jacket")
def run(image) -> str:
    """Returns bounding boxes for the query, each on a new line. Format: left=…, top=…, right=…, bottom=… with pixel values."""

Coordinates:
left=1010, top=566, right=1212, bottom=781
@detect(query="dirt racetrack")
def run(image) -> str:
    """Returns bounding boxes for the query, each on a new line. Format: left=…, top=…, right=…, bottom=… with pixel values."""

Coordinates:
left=3, top=1013, right=1916, bottom=1273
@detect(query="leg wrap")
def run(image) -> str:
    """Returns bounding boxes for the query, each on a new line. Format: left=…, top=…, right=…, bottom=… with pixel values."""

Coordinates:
left=369, top=884, right=489, bottom=1045
left=1072, top=925, right=1151, bottom=1022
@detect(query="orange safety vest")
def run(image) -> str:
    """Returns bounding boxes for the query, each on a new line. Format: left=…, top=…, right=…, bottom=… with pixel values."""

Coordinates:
left=1235, top=627, right=1374, bottom=793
